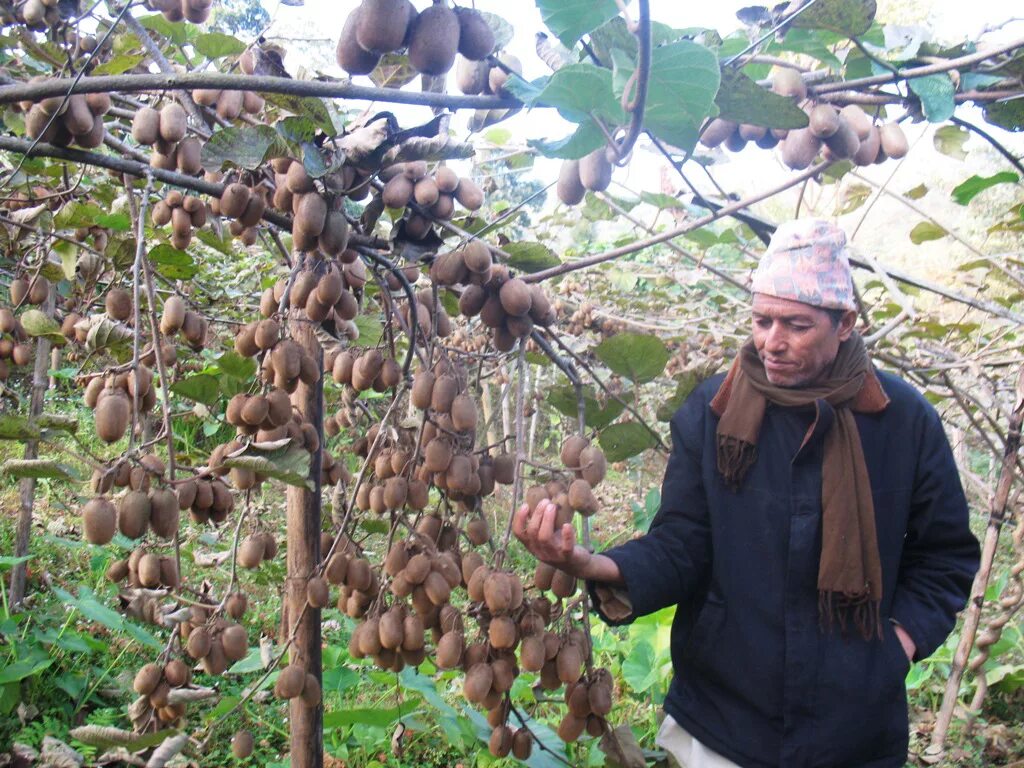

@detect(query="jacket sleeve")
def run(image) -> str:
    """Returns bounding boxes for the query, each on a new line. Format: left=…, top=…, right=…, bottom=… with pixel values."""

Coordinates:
left=587, top=389, right=713, bottom=626
left=891, top=407, right=980, bottom=660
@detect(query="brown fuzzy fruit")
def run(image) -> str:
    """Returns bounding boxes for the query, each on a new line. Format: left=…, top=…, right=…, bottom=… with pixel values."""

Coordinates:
left=578, top=148, right=612, bottom=192
left=407, top=3, right=459, bottom=75
left=436, top=630, right=464, bottom=669
left=232, top=731, right=254, bottom=759
left=149, top=488, right=180, bottom=539
left=579, top=445, right=607, bottom=486
left=355, top=0, right=414, bottom=55
left=221, top=624, right=248, bottom=662
left=307, top=576, right=330, bottom=608
left=118, top=491, right=150, bottom=539
left=105, top=287, right=131, bottom=321
left=771, top=67, right=807, bottom=100
left=557, top=712, right=587, bottom=742
left=138, top=553, right=162, bottom=587
left=237, top=535, right=265, bottom=569
left=276, top=664, right=306, bottom=699
left=83, top=496, right=116, bottom=545
left=186, top=626, right=212, bottom=659
left=337, top=7, right=381, bottom=75
left=556, top=159, right=586, bottom=205
left=133, top=663, right=162, bottom=695
left=464, top=662, right=493, bottom=703
left=489, top=725, right=513, bottom=758
left=131, top=107, right=160, bottom=145
left=560, top=435, right=588, bottom=468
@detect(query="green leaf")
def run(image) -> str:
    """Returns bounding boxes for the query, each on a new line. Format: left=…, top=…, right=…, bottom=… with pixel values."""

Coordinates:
left=52, top=585, right=162, bottom=649
left=951, top=172, right=1019, bottom=205
left=148, top=243, right=197, bottom=280
left=599, top=421, right=658, bottom=461
left=0, top=555, right=32, bottom=569
left=216, top=351, right=256, bottom=379
left=909, top=221, right=948, bottom=244
left=193, top=32, right=246, bottom=59
left=621, top=640, right=661, bottom=692
left=91, top=54, right=145, bottom=76
left=507, top=64, right=625, bottom=126
left=322, top=707, right=402, bottom=728
left=904, top=183, right=928, bottom=200
left=503, top=241, right=560, bottom=274
left=19, top=308, right=63, bottom=343
left=352, top=314, right=384, bottom=347
left=656, top=368, right=715, bottom=421
left=790, top=0, right=876, bottom=36
left=201, top=124, right=289, bottom=170
left=480, top=11, right=514, bottom=50
left=264, top=92, right=337, bottom=135
left=137, top=13, right=188, bottom=45
left=170, top=374, right=219, bottom=406
left=594, top=333, right=670, bottom=383
left=0, top=415, right=40, bottom=441
left=222, top=445, right=313, bottom=490
left=0, top=657, right=55, bottom=685
left=528, top=119, right=605, bottom=160
left=640, top=192, right=686, bottom=210
left=984, top=98, right=1024, bottom=132
left=535, top=0, right=619, bottom=48
left=615, top=40, right=721, bottom=152
left=909, top=74, right=955, bottom=122
left=714, top=67, right=809, bottom=129
left=547, top=386, right=625, bottom=430
left=54, top=201, right=129, bottom=231
left=0, top=459, right=81, bottom=482
left=368, top=53, right=419, bottom=89
left=933, top=125, right=969, bottom=160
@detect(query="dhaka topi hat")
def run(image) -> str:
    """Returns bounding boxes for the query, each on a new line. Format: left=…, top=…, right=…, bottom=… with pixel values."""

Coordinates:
left=751, top=218, right=856, bottom=311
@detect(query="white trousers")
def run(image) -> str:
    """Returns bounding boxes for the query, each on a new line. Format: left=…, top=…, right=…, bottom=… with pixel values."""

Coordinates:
left=656, top=715, right=742, bottom=768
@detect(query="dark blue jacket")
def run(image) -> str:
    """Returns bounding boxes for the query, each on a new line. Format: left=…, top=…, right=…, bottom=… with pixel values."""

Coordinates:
left=590, top=371, right=979, bottom=768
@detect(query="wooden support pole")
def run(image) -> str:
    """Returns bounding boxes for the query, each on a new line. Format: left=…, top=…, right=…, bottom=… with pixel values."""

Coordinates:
left=285, top=309, right=324, bottom=768
left=926, top=366, right=1024, bottom=760
left=9, top=291, right=54, bottom=608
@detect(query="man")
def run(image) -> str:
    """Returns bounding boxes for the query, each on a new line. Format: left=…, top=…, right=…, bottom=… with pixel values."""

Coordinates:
left=513, top=219, right=980, bottom=768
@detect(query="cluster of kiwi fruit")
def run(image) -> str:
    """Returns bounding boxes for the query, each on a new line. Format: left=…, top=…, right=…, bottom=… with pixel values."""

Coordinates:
left=273, top=662, right=322, bottom=706
left=10, top=0, right=62, bottom=29
left=0, top=291, right=37, bottom=380
left=236, top=531, right=279, bottom=569
left=173, top=473, right=235, bottom=525
left=432, top=244, right=556, bottom=351
left=84, top=455, right=179, bottom=543
left=556, top=147, right=613, bottom=206
left=73, top=224, right=111, bottom=254
left=700, top=69, right=910, bottom=170
left=206, top=175, right=268, bottom=246
left=106, top=545, right=181, bottom=591
left=331, top=347, right=403, bottom=397
left=336, top=0, right=495, bottom=78
left=401, top=286, right=454, bottom=343
left=1, top=184, right=57, bottom=212
left=231, top=315, right=317, bottom=394
left=82, top=365, right=158, bottom=443
left=22, top=91, right=111, bottom=149
left=380, top=160, right=484, bottom=241
left=181, top=612, right=252, bottom=676
left=265, top=158, right=353, bottom=255
left=273, top=258, right=362, bottom=330
left=130, top=658, right=195, bottom=731
left=158, top=294, right=207, bottom=351
left=151, top=190, right=207, bottom=249
left=131, top=103, right=202, bottom=173
left=191, top=86, right=265, bottom=121
left=144, top=0, right=212, bottom=24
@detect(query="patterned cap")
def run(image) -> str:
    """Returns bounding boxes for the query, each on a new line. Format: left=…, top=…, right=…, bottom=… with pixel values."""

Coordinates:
left=751, top=218, right=856, bottom=311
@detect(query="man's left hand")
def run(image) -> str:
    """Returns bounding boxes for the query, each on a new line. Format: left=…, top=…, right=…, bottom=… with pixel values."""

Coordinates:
left=894, top=624, right=916, bottom=663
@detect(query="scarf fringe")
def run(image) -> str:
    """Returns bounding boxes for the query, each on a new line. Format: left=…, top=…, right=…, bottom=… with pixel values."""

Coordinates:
left=716, top=435, right=757, bottom=490
left=818, top=590, right=883, bottom=641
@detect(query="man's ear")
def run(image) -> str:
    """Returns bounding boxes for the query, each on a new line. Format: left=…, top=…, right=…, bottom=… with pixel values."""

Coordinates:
left=837, top=309, right=858, bottom=341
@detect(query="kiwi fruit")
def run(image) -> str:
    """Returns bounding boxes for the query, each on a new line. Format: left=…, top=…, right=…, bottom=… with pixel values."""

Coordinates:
left=557, top=712, right=587, bottom=742
left=808, top=104, right=840, bottom=139
left=276, top=664, right=306, bottom=699
left=840, top=105, right=872, bottom=140
left=237, top=535, right=265, bottom=569
left=407, top=3, right=459, bottom=75
left=578, top=148, right=612, bottom=192
left=499, top=278, right=532, bottom=317
left=512, top=728, right=533, bottom=759
left=186, top=626, right=212, bottom=659
left=489, top=725, right=513, bottom=758
left=131, top=107, right=160, bottom=145
left=455, top=7, right=494, bottom=60
left=337, top=8, right=381, bottom=75
left=853, top=125, right=881, bottom=166
left=879, top=123, right=908, bottom=159
left=699, top=118, right=738, bottom=149
left=95, top=390, right=130, bottom=443
left=463, top=662, right=493, bottom=703
left=82, top=496, right=116, bottom=545
left=221, top=624, right=248, bottom=662
left=105, top=287, right=131, bottom=321
left=220, top=183, right=251, bottom=219
left=771, top=67, right=807, bottom=100
left=488, top=54, right=521, bottom=97
left=63, top=94, right=93, bottom=136
left=450, top=394, right=477, bottom=432
left=149, top=488, right=180, bottom=539
left=232, top=731, right=254, bottom=759
left=456, top=56, right=489, bottom=94
left=556, top=159, right=586, bottom=205
left=780, top=127, right=822, bottom=170
left=163, top=659, right=190, bottom=687
left=158, top=103, right=187, bottom=143
left=454, top=178, right=484, bottom=210
left=355, top=0, right=415, bottom=54
left=137, top=553, right=161, bottom=587
left=133, top=662, right=162, bottom=695
left=822, top=117, right=860, bottom=160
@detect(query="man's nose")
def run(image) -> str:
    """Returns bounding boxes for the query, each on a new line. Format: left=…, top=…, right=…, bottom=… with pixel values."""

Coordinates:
left=765, top=323, right=786, bottom=352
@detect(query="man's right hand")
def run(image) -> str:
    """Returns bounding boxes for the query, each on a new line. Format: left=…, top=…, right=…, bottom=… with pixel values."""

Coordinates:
left=512, top=499, right=623, bottom=585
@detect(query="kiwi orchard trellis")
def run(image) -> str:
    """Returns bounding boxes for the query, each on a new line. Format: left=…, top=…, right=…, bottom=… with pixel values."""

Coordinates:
left=0, top=0, right=1022, bottom=765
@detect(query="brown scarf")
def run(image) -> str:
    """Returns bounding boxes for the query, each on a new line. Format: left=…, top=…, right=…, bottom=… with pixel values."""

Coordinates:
left=710, top=334, right=890, bottom=639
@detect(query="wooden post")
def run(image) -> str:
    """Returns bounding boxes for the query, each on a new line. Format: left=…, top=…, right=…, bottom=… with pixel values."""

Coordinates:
left=9, top=292, right=54, bottom=608
left=285, top=309, right=324, bottom=768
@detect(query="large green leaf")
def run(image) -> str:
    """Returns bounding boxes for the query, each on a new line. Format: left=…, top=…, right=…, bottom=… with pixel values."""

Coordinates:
left=221, top=445, right=313, bottom=490
left=656, top=368, right=716, bottom=421
left=506, top=64, right=625, bottom=126
left=614, top=41, right=721, bottom=152
left=909, top=74, right=955, bottom=123
left=933, top=125, right=969, bottom=160
left=984, top=99, right=1024, bottom=132
left=264, top=92, right=337, bottom=135
left=91, top=54, right=146, bottom=76
left=51, top=585, right=162, bottom=650
left=0, top=656, right=55, bottom=684
left=503, top=242, right=560, bottom=274
left=599, top=421, right=658, bottom=461
left=528, top=119, right=605, bottom=160
left=148, top=244, right=198, bottom=280
left=201, top=124, right=289, bottom=170
left=790, top=0, right=876, bottom=37
left=547, top=386, right=625, bottom=430
left=714, top=67, right=809, bottom=129
left=19, top=309, right=64, bottom=344
left=193, top=32, right=246, bottom=59
left=951, top=172, right=1020, bottom=205
left=593, top=333, right=670, bottom=383
left=322, top=707, right=402, bottom=728
left=170, top=374, right=220, bottom=405
left=137, top=13, right=188, bottom=45
left=535, top=0, right=619, bottom=48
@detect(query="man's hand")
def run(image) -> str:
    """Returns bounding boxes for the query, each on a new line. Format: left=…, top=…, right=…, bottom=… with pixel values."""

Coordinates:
left=894, top=624, right=916, bottom=664
left=512, top=499, right=623, bottom=585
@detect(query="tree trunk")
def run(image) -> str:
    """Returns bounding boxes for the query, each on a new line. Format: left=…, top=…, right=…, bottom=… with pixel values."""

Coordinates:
left=9, top=292, right=54, bottom=608
left=285, top=309, right=324, bottom=768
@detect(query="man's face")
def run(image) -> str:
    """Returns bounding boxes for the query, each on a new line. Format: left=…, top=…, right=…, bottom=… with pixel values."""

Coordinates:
left=751, top=294, right=856, bottom=387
